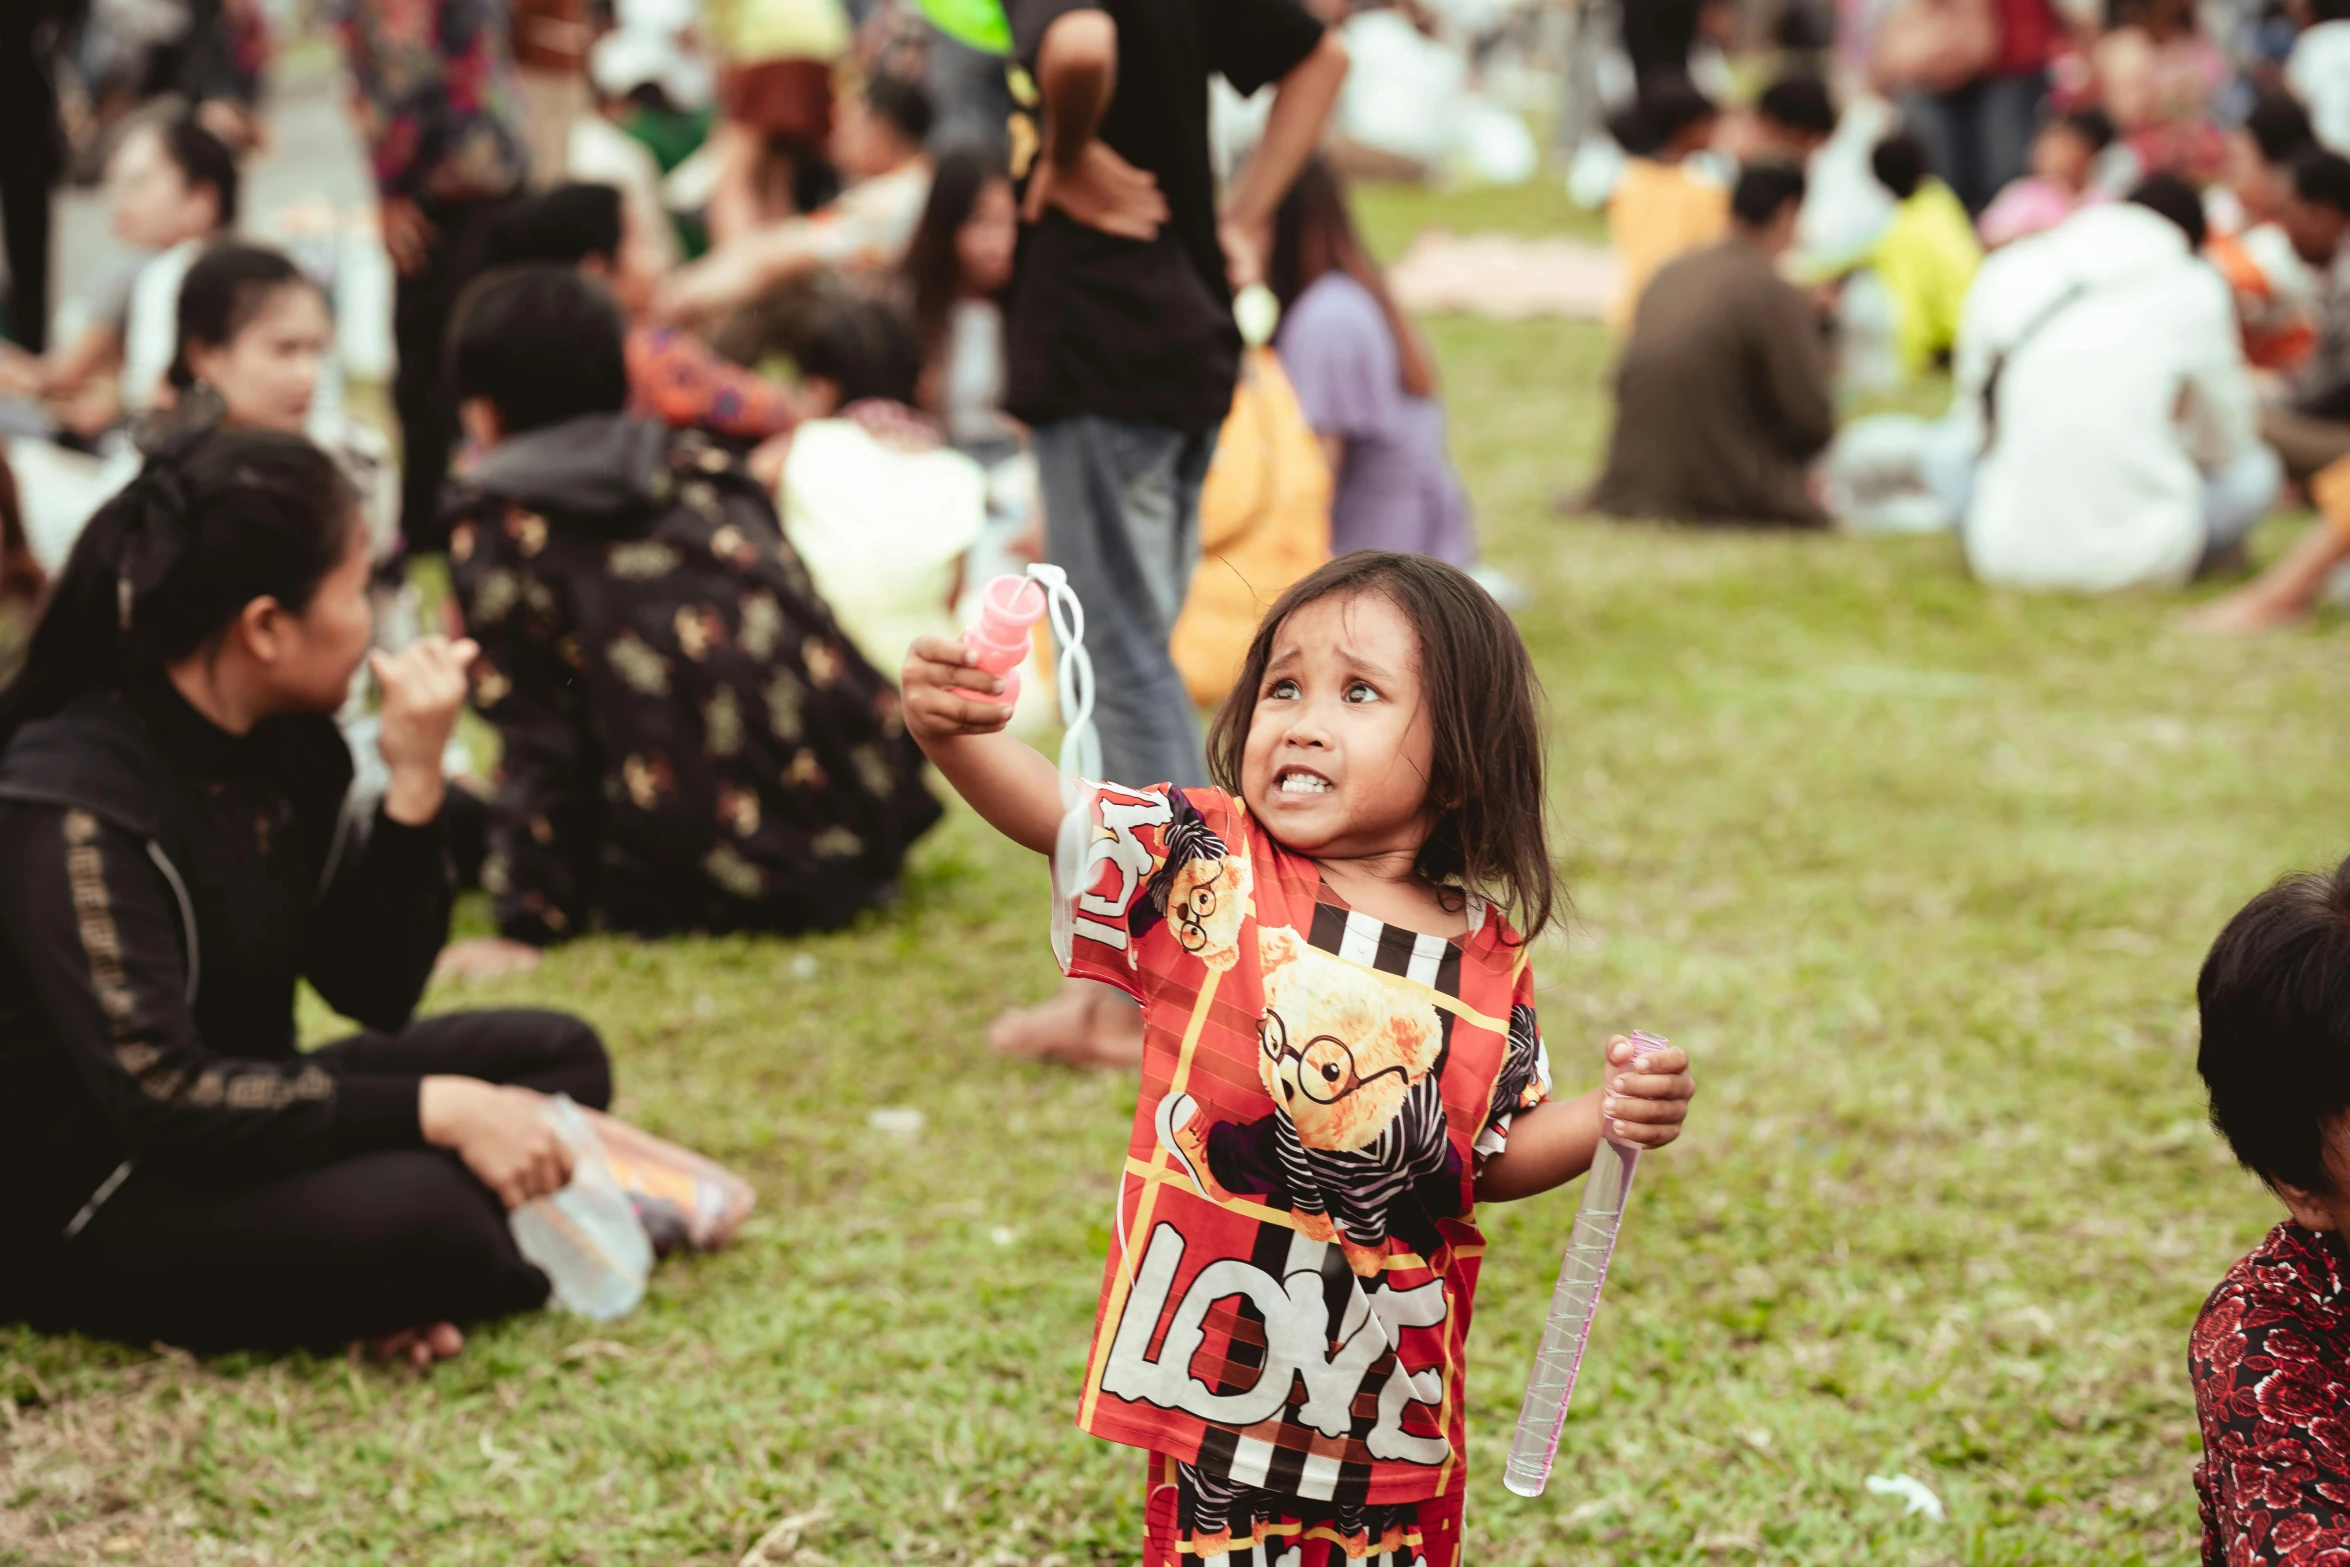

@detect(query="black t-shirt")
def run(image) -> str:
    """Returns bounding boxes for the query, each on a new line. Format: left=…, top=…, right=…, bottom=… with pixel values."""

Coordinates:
left=1003, top=0, right=1323, bottom=432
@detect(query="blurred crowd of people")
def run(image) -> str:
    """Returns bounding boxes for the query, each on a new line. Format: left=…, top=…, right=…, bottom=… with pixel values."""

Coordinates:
left=0, top=0, right=1502, bottom=1360
left=1569, top=0, right=2350, bottom=621
left=0, top=0, right=1464, bottom=984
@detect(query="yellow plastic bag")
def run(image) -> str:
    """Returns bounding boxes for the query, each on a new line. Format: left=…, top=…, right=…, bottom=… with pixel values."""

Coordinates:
left=1172, top=347, right=1333, bottom=707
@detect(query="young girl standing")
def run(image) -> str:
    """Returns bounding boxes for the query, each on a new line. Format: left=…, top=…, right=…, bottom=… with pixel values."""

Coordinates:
left=902, top=553, right=1695, bottom=1564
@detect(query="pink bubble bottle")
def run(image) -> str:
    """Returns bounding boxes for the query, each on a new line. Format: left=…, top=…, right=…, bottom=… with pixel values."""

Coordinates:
left=958, top=573, right=1048, bottom=705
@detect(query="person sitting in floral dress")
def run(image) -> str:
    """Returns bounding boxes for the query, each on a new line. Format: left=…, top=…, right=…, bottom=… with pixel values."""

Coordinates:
left=2191, top=853, right=2350, bottom=1564
left=436, top=265, right=939, bottom=976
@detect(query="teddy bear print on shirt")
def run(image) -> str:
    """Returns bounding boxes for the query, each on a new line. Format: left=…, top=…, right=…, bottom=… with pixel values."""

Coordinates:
left=1165, top=924, right=1456, bottom=1279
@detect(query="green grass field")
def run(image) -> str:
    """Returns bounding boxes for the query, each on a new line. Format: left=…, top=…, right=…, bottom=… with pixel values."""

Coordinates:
left=10, top=183, right=2350, bottom=1566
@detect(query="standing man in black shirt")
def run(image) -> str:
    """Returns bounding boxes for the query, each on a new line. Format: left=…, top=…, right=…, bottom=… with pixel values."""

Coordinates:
left=990, top=0, right=1345, bottom=1065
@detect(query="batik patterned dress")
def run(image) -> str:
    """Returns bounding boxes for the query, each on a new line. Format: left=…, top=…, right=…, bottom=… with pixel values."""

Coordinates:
left=1057, top=783, right=1551, bottom=1567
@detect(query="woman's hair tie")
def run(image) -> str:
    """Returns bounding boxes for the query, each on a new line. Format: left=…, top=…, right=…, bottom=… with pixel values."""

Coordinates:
left=130, top=381, right=227, bottom=460
left=115, top=461, right=195, bottom=630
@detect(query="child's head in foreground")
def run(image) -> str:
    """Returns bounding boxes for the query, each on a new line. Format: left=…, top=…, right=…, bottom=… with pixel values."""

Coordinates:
left=2199, top=856, right=2350, bottom=1229
left=449, top=266, right=631, bottom=443
left=1203, top=551, right=1558, bottom=941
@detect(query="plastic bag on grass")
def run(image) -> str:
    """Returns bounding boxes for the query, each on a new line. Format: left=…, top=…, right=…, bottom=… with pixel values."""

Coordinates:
left=510, top=1095, right=653, bottom=1321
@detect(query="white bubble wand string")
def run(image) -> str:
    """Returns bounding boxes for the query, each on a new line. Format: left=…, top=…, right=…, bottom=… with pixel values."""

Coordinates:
left=956, top=563, right=1134, bottom=1274
left=1502, top=1028, right=1668, bottom=1498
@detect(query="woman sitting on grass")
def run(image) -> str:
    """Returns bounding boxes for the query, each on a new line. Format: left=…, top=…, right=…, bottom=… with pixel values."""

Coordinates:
left=0, top=426, right=605, bottom=1364
left=2192, top=856, right=2350, bottom=1558
left=902, top=553, right=1696, bottom=1564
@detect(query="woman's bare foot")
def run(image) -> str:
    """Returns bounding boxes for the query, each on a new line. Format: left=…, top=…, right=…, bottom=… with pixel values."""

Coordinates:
left=987, top=980, right=1142, bottom=1068
left=365, top=1320, right=464, bottom=1369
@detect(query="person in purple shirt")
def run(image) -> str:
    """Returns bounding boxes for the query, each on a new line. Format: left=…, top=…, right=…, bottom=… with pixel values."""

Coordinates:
left=1269, top=158, right=1473, bottom=567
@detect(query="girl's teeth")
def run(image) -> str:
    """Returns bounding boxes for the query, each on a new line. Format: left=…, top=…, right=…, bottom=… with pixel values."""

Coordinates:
left=1280, top=774, right=1330, bottom=795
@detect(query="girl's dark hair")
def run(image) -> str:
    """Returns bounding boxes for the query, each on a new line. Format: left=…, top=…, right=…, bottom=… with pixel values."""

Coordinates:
left=168, top=240, right=319, bottom=392
left=1872, top=129, right=1929, bottom=200
left=902, top=145, right=1005, bottom=356
left=1270, top=159, right=1437, bottom=400
left=798, top=294, right=924, bottom=406
left=2243, top=89, right=2317, bottom=168
left=2200, top=857, right=2350, bottom=1195
left=862, top=73, right=935, bottom=147
left=1205, top=552, right=1559, bottom=943
left=0, top=429, right=357, bottom=750
left=0, top=448, right=43, bottom=608
left=2060, top=105, right=2118, bottom=154
left=156, top=112, right=242, bottom=228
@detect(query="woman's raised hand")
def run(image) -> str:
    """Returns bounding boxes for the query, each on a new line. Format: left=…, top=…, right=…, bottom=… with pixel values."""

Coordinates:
left=370, top=635, right=478, bottom=825
left=418, top=1076, right=574, bottom=1209
left=901, top=636, right=1015, bottom=745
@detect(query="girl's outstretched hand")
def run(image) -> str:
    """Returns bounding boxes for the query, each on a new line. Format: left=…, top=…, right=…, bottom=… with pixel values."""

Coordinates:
left=1601, top=1034, right=1695, bottom=1149
left=902, top=636, right=1014, bottom=745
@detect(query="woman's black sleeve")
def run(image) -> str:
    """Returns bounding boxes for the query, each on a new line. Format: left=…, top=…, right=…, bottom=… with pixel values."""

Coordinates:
left=0, top=801, right=424, bottom=1173
left=302, top=803, right=455, bottom=1034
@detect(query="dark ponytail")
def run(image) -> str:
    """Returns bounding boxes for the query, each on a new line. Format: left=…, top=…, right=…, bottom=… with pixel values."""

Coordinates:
left=0, top=449, right=41, bottom=608
left=167, top=240, right=317, bottom=394
left=0, top=429, right=358, bottom=752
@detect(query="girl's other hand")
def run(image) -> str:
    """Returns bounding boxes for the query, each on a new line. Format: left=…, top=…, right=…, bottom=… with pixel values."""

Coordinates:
left=902, top=635, right=1014, bottom=746
left=372, top=635, right=478, bottom=823
left=1600, top=1034, right=1694, bottom=1149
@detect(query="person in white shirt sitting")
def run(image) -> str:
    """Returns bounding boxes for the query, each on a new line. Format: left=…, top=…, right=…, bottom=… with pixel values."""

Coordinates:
left=1960, top=175, right=2280, bottom=592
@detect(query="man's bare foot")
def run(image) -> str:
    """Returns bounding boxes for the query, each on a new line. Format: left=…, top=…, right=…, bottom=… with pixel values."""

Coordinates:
left=987, top=980, right=1142, bottom=1068
left=436, top=936, right=544, bottom=981
left=365, top=1320, right=464, bottom=1369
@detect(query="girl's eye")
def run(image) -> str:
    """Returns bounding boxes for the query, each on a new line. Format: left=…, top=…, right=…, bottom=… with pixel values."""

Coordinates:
left=1345, top=681, right=1380, bottom=704
left=1267, top=678, right=1300, bottom=700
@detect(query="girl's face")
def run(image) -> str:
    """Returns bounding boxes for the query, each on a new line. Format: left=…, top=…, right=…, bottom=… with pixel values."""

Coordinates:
left=108, top=127, right=215, bottom=251
left=956, top=179, right=1017, bottom=296
left=188, top=284, right=330, bottom=434
left=254, top=515, right=375, bottom=715
left=1240, top=591, right=1437, bottom=862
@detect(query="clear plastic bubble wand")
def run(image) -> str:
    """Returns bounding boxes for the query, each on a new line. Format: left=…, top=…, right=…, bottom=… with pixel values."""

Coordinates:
left=1502, top=1028, right=1668, bottom=1498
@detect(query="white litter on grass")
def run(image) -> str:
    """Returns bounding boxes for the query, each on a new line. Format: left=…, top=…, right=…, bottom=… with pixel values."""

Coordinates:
left=867, top=1107, right=924, bottom=1138
left=788, top=953, right=818, bottom=981
left=990, top=1225, right=1018, bottom=1247
left=1866, top=1474, right=1946, bottom=1521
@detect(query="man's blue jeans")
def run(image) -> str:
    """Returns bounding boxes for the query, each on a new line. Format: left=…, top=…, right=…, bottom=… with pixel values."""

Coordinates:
left=1034, top=416, right=1219, bottom=789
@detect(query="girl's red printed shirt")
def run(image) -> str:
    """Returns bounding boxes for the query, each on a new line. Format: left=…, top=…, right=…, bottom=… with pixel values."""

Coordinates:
left=1058, top=782, right=1551, bottom=1511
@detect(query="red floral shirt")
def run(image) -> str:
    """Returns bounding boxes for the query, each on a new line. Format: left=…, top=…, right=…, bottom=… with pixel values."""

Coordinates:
left=2192, top=1222, right=2350, bottom=1566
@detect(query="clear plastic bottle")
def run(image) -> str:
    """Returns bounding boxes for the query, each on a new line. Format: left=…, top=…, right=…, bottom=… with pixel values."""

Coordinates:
left=508, top=1095, right=654, bottom=1321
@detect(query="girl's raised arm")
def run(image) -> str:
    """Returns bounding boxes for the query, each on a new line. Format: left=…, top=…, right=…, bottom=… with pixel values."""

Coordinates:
left=902, top=635, right=1068, bottom=854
